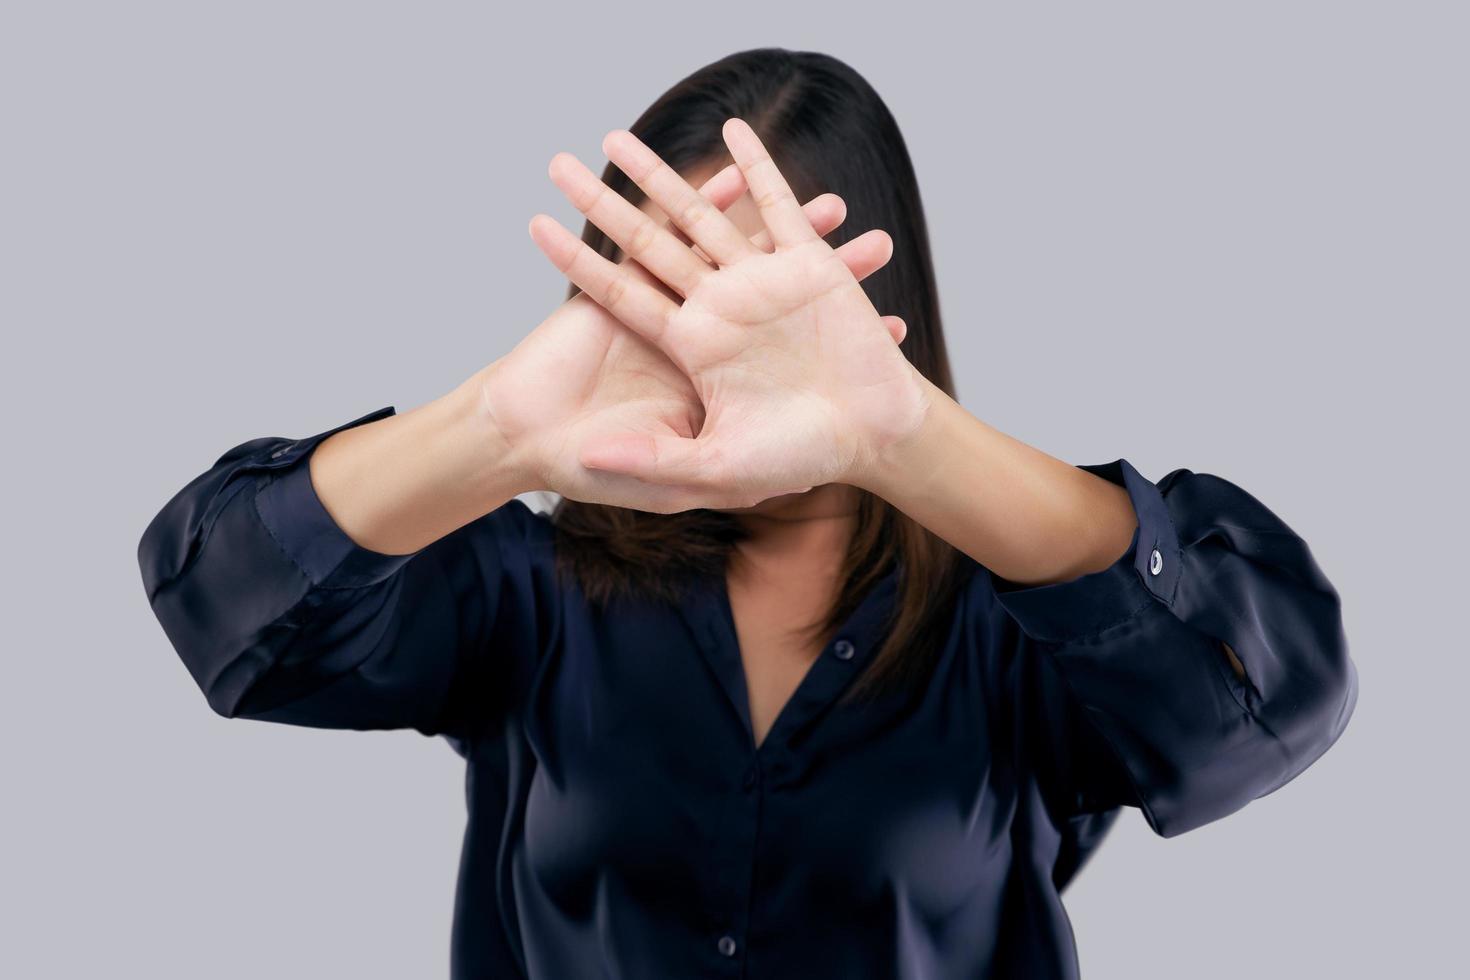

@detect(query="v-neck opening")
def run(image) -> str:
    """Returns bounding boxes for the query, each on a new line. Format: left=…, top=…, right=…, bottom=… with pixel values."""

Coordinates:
left=677, top=564, right=901, bottom=762
left=711, top=580, right=819, bottom=756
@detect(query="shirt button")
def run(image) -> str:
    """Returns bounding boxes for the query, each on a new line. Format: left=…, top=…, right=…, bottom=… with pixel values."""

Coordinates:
left=742, top=764, right=759, bottom=791
left=269, top=444, right=294, bottom=460
left=717, top=935, right=738, bottom=957
left=1149, top=548, right=1164, bottom=576
left=832, top=639, right=855, bottom=661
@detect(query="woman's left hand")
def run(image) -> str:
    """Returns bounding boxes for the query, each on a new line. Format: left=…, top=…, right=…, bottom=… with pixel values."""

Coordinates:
left=528, top=118, right=932, bottom=510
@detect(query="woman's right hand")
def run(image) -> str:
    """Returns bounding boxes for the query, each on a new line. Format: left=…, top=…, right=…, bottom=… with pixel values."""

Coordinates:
left=477, top=285, right=710, bottom=514
left=479, top=161, right=900, bottom=513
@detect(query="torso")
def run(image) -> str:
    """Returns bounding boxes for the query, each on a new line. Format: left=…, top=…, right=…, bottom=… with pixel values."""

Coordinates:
left=472, top=498, right=1111, bottom=978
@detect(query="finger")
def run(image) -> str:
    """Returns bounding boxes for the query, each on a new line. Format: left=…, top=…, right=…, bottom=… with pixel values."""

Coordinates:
left=675, top=163, right=749, bottom=264
left=750, top=193, right=846, bottom=252
left=695, top=162, right=748, bottom=213
left=690, top=162, right=841, bottom=248
left=581, top=433, right=812, bottom=509
left=721, top=117, right=818, bottom=247
left=684, top=189, right=848, bottom=262
left=880, top=315, right=907, bottom=344
left=833, top=228, right=893, bottom=282
left=529, top=214, right=677, bottom=345
left=548, top=152, right=708, bottom=297
left=678, top=158, right=847, bottom=255
left=676, top=163, right=847, bottom=260
left=579, top=469, right=713, bottom=516
left=797, top=193, right=847, bottom=240
left=603, top=129, right=757, bottom=265
left=579, top=431, right=723, bottom=492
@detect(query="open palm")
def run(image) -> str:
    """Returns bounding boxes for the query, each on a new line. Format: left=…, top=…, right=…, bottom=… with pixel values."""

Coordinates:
left=529, top=119, right=928, bottom=511
left=490, top=154, right=902, bottom=513
left=480, top=289, right=702, bottom=513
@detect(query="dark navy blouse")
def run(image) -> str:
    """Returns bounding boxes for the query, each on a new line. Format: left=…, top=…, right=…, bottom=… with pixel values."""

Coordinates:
left=138, top=405, right=1358, bottom=979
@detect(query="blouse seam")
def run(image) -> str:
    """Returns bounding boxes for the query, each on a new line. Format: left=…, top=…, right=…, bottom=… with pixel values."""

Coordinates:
left=1040, top=588, right=1158, bottom=647
left=1198, top=523, right=1302, bottom=538
left=251, top=472, right=332, bottom=587
left=252, top=470, right=423, bottom=593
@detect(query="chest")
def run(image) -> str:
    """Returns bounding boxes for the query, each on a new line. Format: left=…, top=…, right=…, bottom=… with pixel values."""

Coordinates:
left=514, top=581, right=1014, bottom=930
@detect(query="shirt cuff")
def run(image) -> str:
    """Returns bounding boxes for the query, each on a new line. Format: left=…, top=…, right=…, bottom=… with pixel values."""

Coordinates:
left=989, top=458, right=1183, bottom=644
left=251, top=406, right=420, bottom=589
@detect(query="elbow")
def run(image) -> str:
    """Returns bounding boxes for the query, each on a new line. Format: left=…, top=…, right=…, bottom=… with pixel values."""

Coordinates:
left=142, top=575, right=264, bottom=723
left=1217, top=579, right=1359, bottom=800
left=1264, top=622, right=1359, bottom=790
left=1203, top=633, right=1358, bottom=836
left=195, top=641, right=276, bottom=721
left=203, top=679, right=248, bottom=720
left=1140, top=623, right=1359, bottom=840
left=1310, top=622, right=1358, bottom=748
left=161, top=625, right=256, bottom=722
left=136, top=509, right=176, bottom=606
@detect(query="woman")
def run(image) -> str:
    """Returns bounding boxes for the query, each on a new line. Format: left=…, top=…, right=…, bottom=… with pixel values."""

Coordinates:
left=138, top=48, right=1357, bottom=979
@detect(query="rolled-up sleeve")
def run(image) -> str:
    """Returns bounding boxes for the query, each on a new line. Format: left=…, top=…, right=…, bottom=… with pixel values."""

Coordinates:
left=989, top=458, right=1358, bottom=838
left=137, top=406, right=557, bottom=739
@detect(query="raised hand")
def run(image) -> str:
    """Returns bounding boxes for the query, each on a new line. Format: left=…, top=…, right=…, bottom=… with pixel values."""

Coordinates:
left=528, top=119, right=930, bottom=512
left=484, top=160, right=893, bottom=514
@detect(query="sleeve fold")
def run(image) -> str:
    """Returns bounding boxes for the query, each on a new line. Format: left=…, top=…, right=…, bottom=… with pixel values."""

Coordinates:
left=137, top=406, right=555, bottom=738
left=991, top=458, right=1358, bottom=837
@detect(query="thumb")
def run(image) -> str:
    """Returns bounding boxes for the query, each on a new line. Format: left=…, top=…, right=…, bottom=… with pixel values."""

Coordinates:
left=579, top=431, right=713, bottom=488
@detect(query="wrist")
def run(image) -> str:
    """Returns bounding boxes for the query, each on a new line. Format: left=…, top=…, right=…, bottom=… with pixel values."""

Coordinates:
left=304, top=375, right=536, bottom=556
left=850, top=370, right=952, bottom=502
left=451, top=363, right=542, bottom=501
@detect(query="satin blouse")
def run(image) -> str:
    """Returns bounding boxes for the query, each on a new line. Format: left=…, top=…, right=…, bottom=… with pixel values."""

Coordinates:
left=137, top=405, right=1358, bottom=978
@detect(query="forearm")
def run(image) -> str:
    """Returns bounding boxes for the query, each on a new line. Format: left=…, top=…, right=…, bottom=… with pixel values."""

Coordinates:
left=856, top=371, right=1138, bottom=586
left=308, top=365, right=535, bottom=556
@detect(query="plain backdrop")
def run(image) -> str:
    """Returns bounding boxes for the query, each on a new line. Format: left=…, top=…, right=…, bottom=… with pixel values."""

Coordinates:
left=3, top=1, right=1464, bottom=977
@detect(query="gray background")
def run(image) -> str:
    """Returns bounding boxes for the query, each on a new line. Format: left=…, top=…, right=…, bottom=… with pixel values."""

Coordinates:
left=3, top=1, right=1463, bottom=976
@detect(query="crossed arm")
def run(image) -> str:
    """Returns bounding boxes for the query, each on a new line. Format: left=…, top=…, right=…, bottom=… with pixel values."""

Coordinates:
left=143, top=117, right=1345, bottom=837
left=519, top=120, right=1262, bottom=688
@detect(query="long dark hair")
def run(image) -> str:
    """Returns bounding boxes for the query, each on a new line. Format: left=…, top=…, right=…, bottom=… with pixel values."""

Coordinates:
left=551, top=47, right=967, bottom=706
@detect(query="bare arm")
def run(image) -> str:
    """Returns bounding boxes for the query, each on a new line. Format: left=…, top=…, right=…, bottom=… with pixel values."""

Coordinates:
left=856, top=371, right=1139, bottom=588
left=536, top=120, right=1351, bottom=838
left=306, top=369, right=533, bottom=556
left=856, top=375, right=1254, bottom=680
